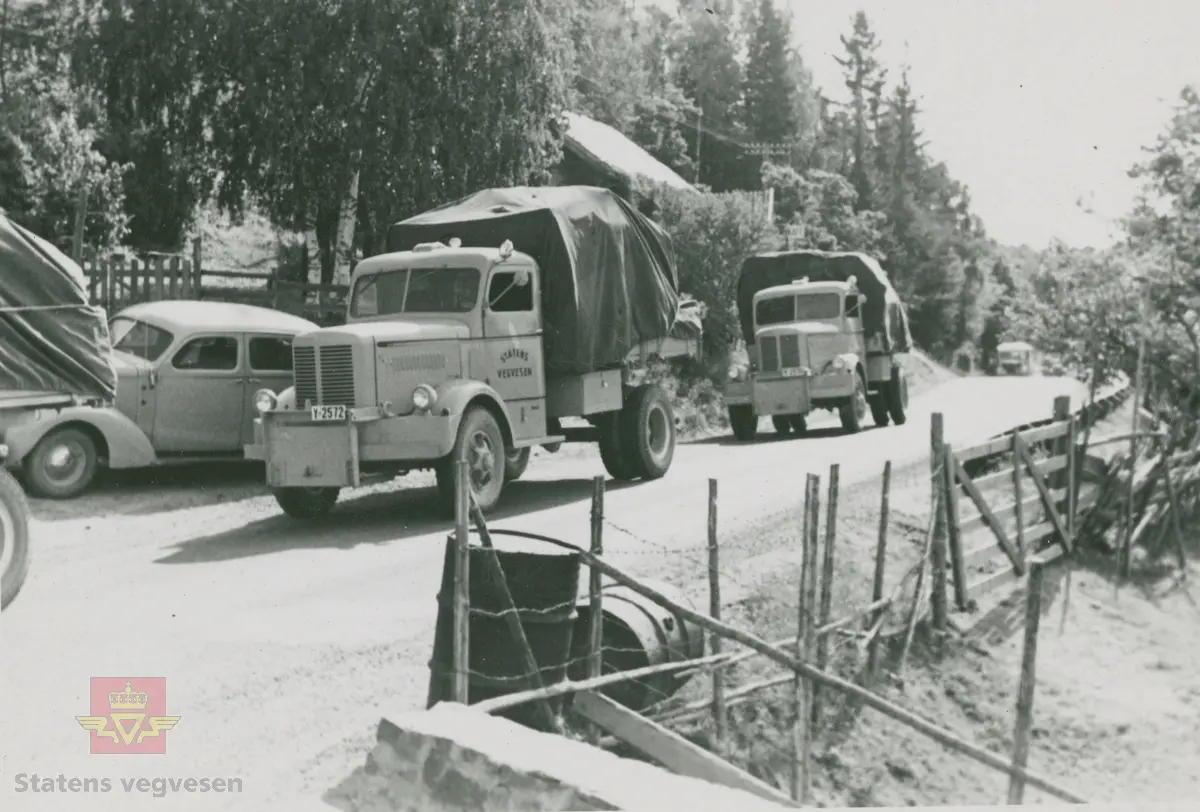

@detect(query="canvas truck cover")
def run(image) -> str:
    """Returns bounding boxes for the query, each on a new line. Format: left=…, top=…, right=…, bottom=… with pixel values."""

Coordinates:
left=736, top=250, right=913, bottom=353
left=0, top=213, right=117, bottom=400
left=387, top=186, right=701, bottom=376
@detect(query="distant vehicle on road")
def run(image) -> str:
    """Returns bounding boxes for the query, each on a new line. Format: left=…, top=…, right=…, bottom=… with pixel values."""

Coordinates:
left=3, top=300, right=316, bottom=499
left=724, top=250, right=913, bottom=441
left=997, top=340, right=1035, bottom=375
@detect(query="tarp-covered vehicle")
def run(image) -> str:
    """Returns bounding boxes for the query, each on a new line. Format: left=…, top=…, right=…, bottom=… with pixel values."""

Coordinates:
left=247, top=186, right=702, bottom=518
left=724, top=250, right=913, bottom=440
left=0, top=211, right=116, bottom=609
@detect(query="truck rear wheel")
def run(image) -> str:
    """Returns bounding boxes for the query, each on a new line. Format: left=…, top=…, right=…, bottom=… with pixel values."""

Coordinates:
left=789, top=415, right=807, bottom=435
left=273, top=486, right=340, bottom=519
left=621, top=385, right=675, bottom=479
left=728, top=405, right=757, bottom=442
left=505, top=447, right=531, bottom=481
left=886, top=367, right=908, bottom=425
left=869, top=394, right=891, bottom=427
left=437, top=406, right=506, bottom=512
left=771, top=416, right=792, bottom=435
left=839, top=374, right=868, bottom=434
left=0, top=467, right=31, bottom=611
left=598, top=412, right=637, bottom=480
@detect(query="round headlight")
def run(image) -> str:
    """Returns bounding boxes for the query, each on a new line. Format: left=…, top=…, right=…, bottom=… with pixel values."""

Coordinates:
left=830, top=357, right=848, bottom=371
left=253, top=389, right=278, bottom=414
left=412, top=384, right=437, bottom=412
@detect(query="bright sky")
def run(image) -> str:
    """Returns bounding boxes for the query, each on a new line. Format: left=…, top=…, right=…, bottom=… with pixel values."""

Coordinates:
left=783, top=0, right=1200, bottom=248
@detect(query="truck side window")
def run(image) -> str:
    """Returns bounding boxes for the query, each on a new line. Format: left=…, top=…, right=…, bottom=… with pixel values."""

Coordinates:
left=488, top=271, right=533, bottom=312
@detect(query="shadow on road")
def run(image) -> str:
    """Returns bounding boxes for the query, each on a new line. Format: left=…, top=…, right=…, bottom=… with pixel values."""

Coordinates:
left=693, top=424, right=890, bottom=447
left=153, top=476, right=638, bottom=565
left=31, top=461, right=267, bottom=522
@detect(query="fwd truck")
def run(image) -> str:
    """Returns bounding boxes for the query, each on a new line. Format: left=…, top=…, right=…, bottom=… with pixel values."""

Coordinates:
left=245, top=186, right=702, bottom=519
left=724, top=250, right=912, bottom=441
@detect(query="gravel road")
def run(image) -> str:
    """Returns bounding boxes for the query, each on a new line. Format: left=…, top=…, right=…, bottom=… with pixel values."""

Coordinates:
left=0, top=374, right=1088, bottom=810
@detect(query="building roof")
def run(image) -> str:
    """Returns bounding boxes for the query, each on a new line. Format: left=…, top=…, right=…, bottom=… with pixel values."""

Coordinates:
left=562, top=113, right=696, bottom=193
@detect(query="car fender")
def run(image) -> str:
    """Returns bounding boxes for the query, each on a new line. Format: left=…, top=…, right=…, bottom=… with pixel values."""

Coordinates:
left=436, top=380, right=514, bottom=443
left=2, top=406, right=156, bottom=469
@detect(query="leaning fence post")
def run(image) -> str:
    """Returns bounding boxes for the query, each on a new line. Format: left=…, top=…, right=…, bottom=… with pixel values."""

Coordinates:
left=792, top=473, right=820, bottom=803
left=452, top=460, right=471, bottom=704
left=930, top=413, right=948, bottom=631
left=707, top=478, right=727, bottom=747
left=1008, top=558, right=1045, bottom=804
left=943, top=442, right=968, bottom=611
left=813, top=463, right=839, bottom=728
left=587, top=476, right=605, bottom=743
left=866, top=460, right=891, bottom=685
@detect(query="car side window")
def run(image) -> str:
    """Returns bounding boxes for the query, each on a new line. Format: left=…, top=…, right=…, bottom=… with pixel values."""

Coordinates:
left=487, top=271, right=533, bottom=312
left=249, top=336, right=293, bottom=371
left=172, top=336, right=239, bottom=371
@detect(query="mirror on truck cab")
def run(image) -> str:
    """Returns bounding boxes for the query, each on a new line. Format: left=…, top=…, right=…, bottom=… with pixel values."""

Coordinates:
left=845, top=293, right=866, bottom=320
left=487, top=269, right=534, bottom=312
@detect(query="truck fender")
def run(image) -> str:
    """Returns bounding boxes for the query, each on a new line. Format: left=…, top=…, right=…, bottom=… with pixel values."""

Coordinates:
left=3, top=406, right=156, bottom=470
left=827, top=352, right=864, bottom=379
left=435, top=380, right=514, bottom=446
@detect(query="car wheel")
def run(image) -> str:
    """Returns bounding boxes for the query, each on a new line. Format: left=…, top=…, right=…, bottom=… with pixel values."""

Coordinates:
left=0, top=468, right=31, bottom=611
left=273, top=486, right=340, bottom=519
left=24, top=426, right=99, bottom=499
left=505, top=447, right=531, bottom=481
left=437, top=406, right=506, bottom=513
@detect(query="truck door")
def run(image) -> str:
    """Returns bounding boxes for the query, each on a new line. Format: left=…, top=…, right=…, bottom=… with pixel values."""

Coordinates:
left=483, top=265, right=546, bottom=440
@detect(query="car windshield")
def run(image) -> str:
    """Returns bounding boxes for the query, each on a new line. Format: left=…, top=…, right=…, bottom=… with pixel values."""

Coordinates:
left=350, top=267, right=480, bottom=317
left=109, top=316, right=174, bottom=361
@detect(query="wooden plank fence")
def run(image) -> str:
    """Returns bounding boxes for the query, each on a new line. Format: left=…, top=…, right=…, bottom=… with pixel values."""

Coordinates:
left=83, top=250, right=348, bottom=325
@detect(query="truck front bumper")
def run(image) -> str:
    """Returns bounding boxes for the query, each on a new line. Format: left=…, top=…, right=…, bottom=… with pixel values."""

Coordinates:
left=245, top=407, right=459, bottom=488
left=752, top=369, right=856, bottom=416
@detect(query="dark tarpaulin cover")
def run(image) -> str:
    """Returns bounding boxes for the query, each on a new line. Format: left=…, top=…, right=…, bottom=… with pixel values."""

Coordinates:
left=0, top=213, right=117, bottom=400
left=736, top=250, right=913, bottom=353
left=387, top=186, right=701, bottom=376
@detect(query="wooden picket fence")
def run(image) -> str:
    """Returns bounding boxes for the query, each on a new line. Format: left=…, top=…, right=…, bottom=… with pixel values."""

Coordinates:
left=82, top=242, right=348, bottom=325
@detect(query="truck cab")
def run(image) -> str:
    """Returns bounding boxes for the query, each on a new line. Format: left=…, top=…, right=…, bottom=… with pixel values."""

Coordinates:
left=725, top=274, right=908, bottom=441
left=246, top=236, right=693, bottom=519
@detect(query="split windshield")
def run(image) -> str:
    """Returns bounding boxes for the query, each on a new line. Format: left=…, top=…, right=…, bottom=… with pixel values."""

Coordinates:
left=109, top=316, right=175, bottom=362
left=755, top=292, right=842, bottom=327
left=350, top=267, right=481, bottom=318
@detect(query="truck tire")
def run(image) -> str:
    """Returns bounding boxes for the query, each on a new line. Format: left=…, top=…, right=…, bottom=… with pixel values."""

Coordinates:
left=505, top=447, right=531, bottom=481
left=886, top=366, right=908, bottom=425
left=728, top=405, right=757, bottom=442
left=771, top=416, right=792, bottom=435
left=598, top=412, right=637, bottom=480
left=788, top=415, right=808, bottom=435
left=0, top=467, right=31, bottom=611
left=273, top=486, right=340, bottom=519
left=437, top=406, right=507, bottom=512
left=23, top=426, right=99, bottom=499
left=839, top=374, right=868, bottom=434
left=620, top=385, right=676, bottom=480
left=869, top=394, right=891, bottom=427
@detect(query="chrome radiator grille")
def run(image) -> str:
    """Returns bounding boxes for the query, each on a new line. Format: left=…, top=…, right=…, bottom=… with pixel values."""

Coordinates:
left=779, top=334, right=801, bottom=369
left=292, top=344, right=356, bottom=407
left=760, top=337, right=779, bottom=373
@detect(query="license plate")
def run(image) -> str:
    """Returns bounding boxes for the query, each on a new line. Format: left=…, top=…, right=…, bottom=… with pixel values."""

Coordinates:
left=310, top=405, right=346, bottom=422
left=781, top=367, right=803, bottom=378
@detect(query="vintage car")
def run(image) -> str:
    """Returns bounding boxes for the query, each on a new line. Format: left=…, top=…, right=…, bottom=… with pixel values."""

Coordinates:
left=2, top=300, right=318, bottom=499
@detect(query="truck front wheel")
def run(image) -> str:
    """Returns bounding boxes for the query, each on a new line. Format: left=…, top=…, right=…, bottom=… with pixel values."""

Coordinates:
left=886, top=367, right=908, bottom=425
left=869, top=394, right=891, bottom=427
left=273, top=486, right=340, bottom=519
left=839, top=374, right=868, bottom=434
left=771, top=416, right=792, bottom=435
left=505, top=447, right=531, bottom=481
left=0, top=467, right=32, bottom=611
left=728, top=405, right=757, bottom=442
left=437, top=406, right=506, bottom=512
left=621, top=385, right=675, bottom=479
left=599, top=412, right=637, bottom=481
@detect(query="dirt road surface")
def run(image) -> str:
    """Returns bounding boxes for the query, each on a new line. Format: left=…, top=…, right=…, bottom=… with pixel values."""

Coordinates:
left=0, top=375, right=1087, bottom=810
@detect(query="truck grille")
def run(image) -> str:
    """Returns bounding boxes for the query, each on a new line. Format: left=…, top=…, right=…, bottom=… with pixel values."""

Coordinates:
left=779, top=335, right=801, bottom=369
left=760, top=337, right=779, bottom=373
left=292, top=344, right=356, bottom=407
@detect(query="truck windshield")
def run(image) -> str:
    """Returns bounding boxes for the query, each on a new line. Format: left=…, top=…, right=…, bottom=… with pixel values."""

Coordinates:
left=755, top=296, right=795, bottom=327
left=109, top=317, right=174, bottom=361
left=794, top=293, right=841, bottom=320
left=350, top=267, right=481, bottom=317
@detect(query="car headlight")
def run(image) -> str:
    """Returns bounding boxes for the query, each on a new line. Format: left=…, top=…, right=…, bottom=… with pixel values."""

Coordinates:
left=253, top=389, right=278, bottom=414
left=412, top=384, right=438, bottom=412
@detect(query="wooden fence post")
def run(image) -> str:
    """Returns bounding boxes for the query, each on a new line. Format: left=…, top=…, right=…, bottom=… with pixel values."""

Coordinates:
left=1008, top=558, right=1045, bottom=804
left=813, top=463, right=839, bottom=727
left=452, top=460, right=471, bottom=704
left=1013, top=433, right=1025, bottom=561
left=792, top=473, right=820, bottom=803
left=191, top=236, right=203, bottom=298
left=866, top=460, right=891, bottom=684
left=707, top=478, right=726, bottom=746
left=588, top=475, right=605, bottom=743
left=943, top=442, right=968, bottom=611
left=930, top=412, right=948, bottom=631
